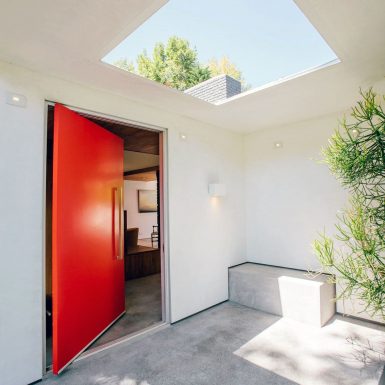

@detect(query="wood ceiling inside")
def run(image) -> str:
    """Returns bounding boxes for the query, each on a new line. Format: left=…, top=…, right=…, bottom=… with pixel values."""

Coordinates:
left=85, top=117, right=159, bottom=155
left=124, top=170, right=157, bottom=182
left=47, top=105, right=159, bottom=155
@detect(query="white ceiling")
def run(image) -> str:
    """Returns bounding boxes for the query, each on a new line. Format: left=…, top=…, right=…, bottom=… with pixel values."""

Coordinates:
left=0, top=0, right=384, bottom=133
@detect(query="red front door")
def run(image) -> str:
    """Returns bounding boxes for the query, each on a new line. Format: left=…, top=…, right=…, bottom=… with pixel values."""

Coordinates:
left=52, top=104, right=125, bottom=374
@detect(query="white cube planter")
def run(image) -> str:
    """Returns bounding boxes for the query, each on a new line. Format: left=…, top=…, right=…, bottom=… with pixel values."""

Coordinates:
left=278, top=275, right=335, bottom=327
left=229, top=263, right=335, bottom=327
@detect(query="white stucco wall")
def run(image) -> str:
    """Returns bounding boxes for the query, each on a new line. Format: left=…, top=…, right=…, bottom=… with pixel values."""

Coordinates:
left=0, top=61, right=245, bottom=385
left=243, top=81, right=385, bottom=323
left=244, top=113, right=348, bottom=271
left=0, top=68, right=46, bottom=385
left=168, top=117, right=246, bottom=321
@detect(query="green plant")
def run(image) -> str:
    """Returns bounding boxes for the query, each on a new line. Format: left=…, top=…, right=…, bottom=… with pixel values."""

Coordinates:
left=313, top=89, right=385, bottom=318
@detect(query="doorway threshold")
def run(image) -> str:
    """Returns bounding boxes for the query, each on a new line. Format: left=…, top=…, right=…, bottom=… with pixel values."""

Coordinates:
left=77, top=321, right=169, bottom=361
left=44, top=322, right=168, bottom=374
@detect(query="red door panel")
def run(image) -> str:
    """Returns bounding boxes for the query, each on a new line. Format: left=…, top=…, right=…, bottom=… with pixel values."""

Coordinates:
left=52, top=104, right=125, bottom=374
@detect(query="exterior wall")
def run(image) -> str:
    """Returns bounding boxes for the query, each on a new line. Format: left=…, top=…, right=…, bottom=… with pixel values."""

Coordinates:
left=184, top=75, right=241, bottom=103
left=168, top=117, right=246, bottom=321
left=0, top=61, right=245, bottom=385
left=243, top=88, right=385, bottom=323
left=244, top=113, right=347, bottom=272
left=0, top=68, right=46, bottom=385
left=124, top=180, right=157, bottom=239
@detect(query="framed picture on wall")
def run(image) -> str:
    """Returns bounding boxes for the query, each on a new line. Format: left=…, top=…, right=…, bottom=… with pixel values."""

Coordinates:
left=138, top=190, right=157, bottom=212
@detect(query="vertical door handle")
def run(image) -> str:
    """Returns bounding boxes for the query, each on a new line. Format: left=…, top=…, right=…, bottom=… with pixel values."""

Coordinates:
left=118, top=186, right=124, bottom=260
left=112, top=187, right=118, bottom=259
left=112, top=186, right=124, bottom=260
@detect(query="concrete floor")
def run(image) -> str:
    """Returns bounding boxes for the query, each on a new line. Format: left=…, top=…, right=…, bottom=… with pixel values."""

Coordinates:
left=90, top=274, right=162, bottom=349
left=47, top=274, right=162, bottom=367
left=235, top=315, right=385, bottom=385
left=42, top=302, right=385, bottom=385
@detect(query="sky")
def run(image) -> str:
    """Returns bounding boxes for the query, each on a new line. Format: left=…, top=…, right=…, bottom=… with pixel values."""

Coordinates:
left=103, top=0, right=337, bottom=88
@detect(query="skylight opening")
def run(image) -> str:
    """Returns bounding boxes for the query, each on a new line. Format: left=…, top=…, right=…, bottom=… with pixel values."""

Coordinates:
left=102, top=0, right=338, bottom=104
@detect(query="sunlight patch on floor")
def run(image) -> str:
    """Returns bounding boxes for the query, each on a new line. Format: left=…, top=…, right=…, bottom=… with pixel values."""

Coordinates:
left=95, top=375, right=150, bottom=385
left=234, top=316, right=385, bottom=385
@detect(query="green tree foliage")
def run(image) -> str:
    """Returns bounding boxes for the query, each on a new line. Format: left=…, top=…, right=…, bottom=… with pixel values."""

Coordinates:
left=136, top=36, right=210, bottom=90
left=113, top=36, right=248, bottom=91
left=207, top=56, right=250, bottom=90
left=313, top=89, right=385, bottom=318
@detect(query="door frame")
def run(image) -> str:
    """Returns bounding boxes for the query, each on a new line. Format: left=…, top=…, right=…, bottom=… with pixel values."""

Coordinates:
left=42, top=100, right=171, bottom=375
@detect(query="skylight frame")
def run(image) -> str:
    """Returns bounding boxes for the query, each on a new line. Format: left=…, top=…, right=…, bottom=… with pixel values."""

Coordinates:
left=101, top=0, right=339, bottom=105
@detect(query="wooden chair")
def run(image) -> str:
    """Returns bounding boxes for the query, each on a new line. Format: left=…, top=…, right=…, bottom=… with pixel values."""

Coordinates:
left=151, top=225, right=159, bottom=248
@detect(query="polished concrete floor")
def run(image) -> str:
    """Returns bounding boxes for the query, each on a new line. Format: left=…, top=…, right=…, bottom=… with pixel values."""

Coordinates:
left=42, top=301, right=385, bottom=385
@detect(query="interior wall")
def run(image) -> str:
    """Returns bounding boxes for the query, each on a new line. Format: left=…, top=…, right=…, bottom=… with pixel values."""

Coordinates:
left=0, top=60, right=245, bottom=385
left=124, top=180, right=157, bottom=239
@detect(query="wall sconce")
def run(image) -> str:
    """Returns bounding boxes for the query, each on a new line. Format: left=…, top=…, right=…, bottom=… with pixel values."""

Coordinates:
left=208, top=183, right=226, bottom=197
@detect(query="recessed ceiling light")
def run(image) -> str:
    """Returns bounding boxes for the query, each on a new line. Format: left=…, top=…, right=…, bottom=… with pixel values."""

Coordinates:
left=6, top=92, right=27, bottom=107
left=180, top=133, right=187, bottom=141
left=274, top=141, right=283, bottom=149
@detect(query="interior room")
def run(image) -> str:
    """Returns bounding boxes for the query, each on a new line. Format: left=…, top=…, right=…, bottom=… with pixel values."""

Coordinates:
left=45, top=105, right=163, bottom=369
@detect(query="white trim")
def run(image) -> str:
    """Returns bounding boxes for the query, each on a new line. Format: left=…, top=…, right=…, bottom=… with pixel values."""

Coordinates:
left=43, top=101, right=171, bottom=375
left=161, top=132, right=171, bottom=323
left=42, top=102, right=49, bottom=374
left=215, top=58, right=341, bottom=105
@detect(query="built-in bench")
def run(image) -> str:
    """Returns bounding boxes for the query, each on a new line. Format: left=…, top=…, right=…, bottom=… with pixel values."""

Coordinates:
left=229, top=263, right=335, bottom=327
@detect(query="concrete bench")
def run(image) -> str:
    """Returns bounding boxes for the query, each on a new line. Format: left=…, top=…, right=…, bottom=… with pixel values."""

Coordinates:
left=229, top=263, right=335, bottom=327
